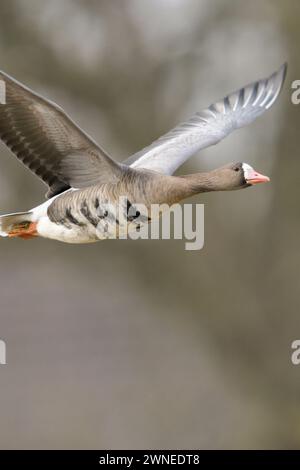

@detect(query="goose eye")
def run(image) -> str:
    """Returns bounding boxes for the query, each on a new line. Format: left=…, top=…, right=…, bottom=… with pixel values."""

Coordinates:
left=234, top=167, right=239, bottom=172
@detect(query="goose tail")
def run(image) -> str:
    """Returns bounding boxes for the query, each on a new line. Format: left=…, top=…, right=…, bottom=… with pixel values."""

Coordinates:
left=0, top=211, right=37, bottom=239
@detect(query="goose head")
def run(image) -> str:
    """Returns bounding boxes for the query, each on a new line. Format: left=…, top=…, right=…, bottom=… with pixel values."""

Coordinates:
left=155, top=162, right=271, bottom=204
left=210, top=162, right=270, bottom=191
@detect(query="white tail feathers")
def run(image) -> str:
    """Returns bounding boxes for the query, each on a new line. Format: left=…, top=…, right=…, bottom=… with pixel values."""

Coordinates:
left=0, top=211, right=33, bottom=237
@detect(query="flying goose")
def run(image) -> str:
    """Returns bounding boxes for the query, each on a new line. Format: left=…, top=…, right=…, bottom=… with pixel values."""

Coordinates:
left=0, top=63, right=287, bottom=242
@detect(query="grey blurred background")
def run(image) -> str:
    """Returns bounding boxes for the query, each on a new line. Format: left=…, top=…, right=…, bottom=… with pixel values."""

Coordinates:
left=0, top=0, right=299, bottom=449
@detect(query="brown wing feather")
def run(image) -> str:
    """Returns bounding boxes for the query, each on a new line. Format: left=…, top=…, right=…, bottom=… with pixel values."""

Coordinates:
left=0, top=71, right=122, bottom=198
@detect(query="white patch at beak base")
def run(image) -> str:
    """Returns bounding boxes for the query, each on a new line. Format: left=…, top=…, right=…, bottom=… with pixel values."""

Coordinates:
left=242, top=163, right=270, bottom=185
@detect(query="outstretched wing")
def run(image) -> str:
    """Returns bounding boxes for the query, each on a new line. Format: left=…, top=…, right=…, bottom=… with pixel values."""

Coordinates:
left=124, top=63, right=287, bottom=175
left=0, top=71, right=122, bottom=198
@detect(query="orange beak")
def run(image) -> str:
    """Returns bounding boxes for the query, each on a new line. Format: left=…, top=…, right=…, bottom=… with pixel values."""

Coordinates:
left=246, top=169, right=270, bottom=185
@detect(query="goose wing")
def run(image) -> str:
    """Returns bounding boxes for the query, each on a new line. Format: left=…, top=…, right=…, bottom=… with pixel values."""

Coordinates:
left=124, top=63, right=287, bottom=175
left=0, top=71, right=122, bottom=198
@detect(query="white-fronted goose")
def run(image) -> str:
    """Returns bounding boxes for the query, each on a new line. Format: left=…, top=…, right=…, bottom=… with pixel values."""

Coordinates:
left=0, top=64, right=287, bottom=242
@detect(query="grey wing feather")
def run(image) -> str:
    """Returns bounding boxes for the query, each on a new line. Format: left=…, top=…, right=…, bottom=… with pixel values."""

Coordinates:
left=0, top=71, right=122, bottom=198
left=124, top=63, right=287, bottom=175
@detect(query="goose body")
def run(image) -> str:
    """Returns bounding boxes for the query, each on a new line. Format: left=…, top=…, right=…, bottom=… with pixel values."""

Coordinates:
left=0, top=64, right=286, bottom=243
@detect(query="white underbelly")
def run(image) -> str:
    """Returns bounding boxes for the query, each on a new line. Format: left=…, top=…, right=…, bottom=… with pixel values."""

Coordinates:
left=36, top=215, right=146, bottom=243
left=37, top=216, right=98, bottom=243
left=32, top=189, right=151, bottom=244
